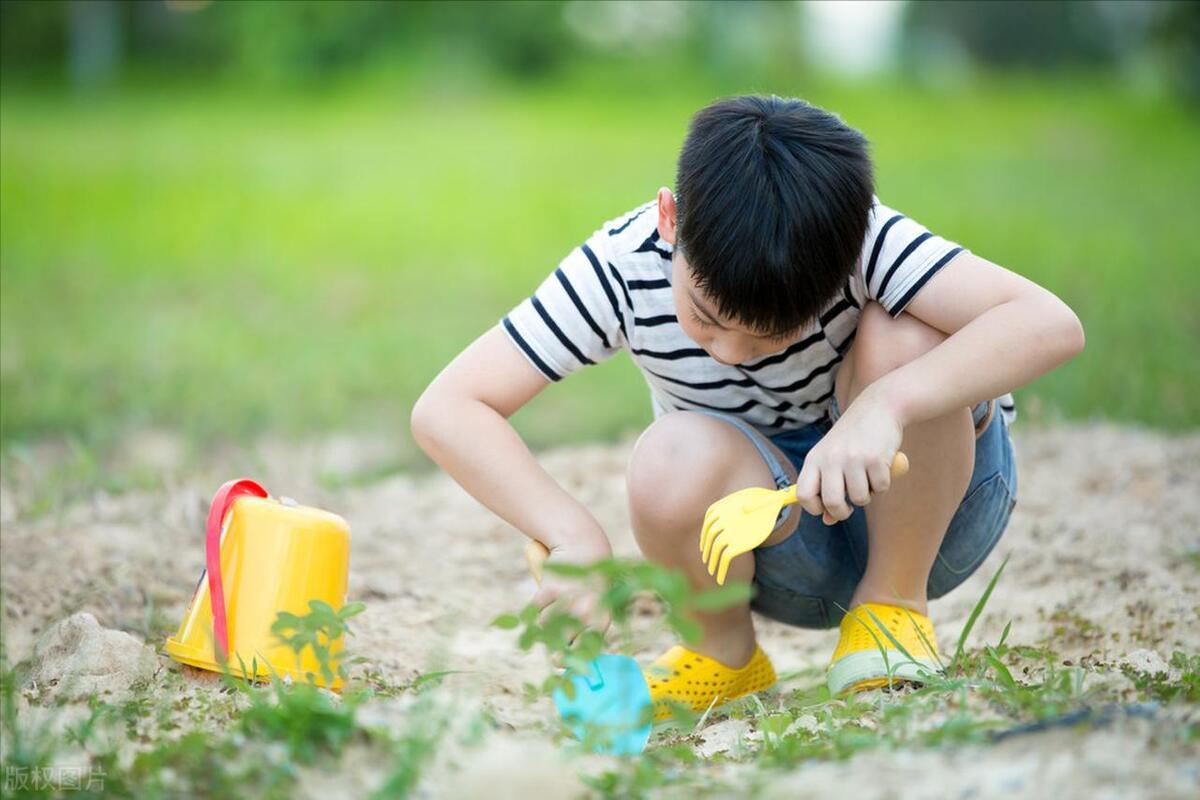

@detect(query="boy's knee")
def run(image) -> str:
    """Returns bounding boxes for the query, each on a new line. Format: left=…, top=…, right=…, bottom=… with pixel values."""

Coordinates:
left=627, top=412, right=731, bottom=536
left=850, top=302, right=946, bottom=383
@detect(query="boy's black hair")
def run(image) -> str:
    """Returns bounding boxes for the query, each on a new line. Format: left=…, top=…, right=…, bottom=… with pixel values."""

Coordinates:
left=675, top=95, right=874, bottom=337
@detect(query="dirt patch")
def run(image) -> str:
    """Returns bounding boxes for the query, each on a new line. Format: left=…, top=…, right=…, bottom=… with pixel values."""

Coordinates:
left=2, top=423, right=1198, bottom=797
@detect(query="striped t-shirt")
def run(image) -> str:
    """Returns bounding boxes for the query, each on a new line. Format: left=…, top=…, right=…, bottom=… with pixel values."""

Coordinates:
left=503, top=199, right=1015, bottom=433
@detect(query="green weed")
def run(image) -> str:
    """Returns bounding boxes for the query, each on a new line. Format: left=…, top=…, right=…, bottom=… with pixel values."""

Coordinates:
left=0, top=600, right=464, bottom=799
left=269, top=598, right=366, bottom=686
left=951, top=554, right=1009, bottom=670
left=492, top=556, right=751, bottom=702
left=561, top=554, right=1197, bottom=785
left=4, top=551, right=1198, bottom=798
left=1122, top=651, right=1200, bottom=704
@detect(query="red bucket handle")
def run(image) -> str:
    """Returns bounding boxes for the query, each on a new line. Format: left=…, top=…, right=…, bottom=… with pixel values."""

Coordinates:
left=206, top=478, right=268, bottom=660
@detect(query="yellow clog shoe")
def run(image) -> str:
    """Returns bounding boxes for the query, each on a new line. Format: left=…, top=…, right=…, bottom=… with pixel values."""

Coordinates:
left=827, top=603, right=942, bottom=695
left=645, top=644, right=776, bottom=722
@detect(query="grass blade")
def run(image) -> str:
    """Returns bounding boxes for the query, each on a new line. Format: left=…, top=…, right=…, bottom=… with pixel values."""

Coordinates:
left=861, top=606, right=919, bottom=668
left=984, top=646, right=1017, bottom=690
left=834, top=602, right=893, bottom=684
left=899, top=606, right=946, bottom=673
left=952, top=553, right=1010, bottom=671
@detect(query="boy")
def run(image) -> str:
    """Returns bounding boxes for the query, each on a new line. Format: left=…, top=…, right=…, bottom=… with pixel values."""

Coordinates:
left=411, top=95, right=1083, bottom=716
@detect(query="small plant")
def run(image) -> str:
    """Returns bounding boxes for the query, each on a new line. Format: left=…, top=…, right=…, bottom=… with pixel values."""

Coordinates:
left=270, top=599, right=366, bottom=686
left=492, top=556, right=752, bottom=701
left=94, top=599, right=456, bottom=797
left=214, top=601, right=374, bottom=766
left=1122, top=651, right=1200, bottom=704
left=237, top=682, right=364, bottom=764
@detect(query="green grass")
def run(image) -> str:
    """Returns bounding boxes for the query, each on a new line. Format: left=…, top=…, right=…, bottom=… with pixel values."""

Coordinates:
left=5, top=556, right=1194, bottom=798
left=508, top=556, right=1198, bottom=796
left=2, top=67, right=1198, bottom=465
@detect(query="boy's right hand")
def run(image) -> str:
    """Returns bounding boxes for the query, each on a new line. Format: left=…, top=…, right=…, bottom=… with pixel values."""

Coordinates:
left=528, top=539, right=613, bottom=637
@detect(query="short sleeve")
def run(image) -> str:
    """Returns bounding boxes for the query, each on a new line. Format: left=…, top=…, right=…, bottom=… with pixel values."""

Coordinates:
left=501, top=228, right=627, bottom=382
left=856, top=201, right=967, bottom=316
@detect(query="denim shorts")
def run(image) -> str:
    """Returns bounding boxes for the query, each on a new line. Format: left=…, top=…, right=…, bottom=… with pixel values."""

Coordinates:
left=698, top=401, right=1017, bottom=629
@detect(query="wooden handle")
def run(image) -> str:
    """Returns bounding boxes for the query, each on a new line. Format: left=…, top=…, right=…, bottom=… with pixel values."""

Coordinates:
left=525, top=540, right=551, bottom=585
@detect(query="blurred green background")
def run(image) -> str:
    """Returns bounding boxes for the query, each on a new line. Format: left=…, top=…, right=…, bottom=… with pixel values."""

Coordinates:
left=1, top=1, right=1198, bottom=479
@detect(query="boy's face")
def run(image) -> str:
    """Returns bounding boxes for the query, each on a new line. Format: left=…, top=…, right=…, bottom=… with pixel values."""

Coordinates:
left=670, top=258, right=795, bottom=365
left=657, top=187, right=795, bottom=365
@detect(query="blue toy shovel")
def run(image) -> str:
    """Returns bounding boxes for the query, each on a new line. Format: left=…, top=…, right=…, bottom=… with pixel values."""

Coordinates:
left=525, top=541, right=652, bottom=755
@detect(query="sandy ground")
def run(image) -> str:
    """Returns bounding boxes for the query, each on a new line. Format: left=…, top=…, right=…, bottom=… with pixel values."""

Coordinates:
left=2, top=423, right=1198, bottom=797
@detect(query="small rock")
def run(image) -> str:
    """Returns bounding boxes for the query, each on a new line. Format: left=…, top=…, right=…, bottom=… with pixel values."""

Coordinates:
left=696, top=718, right=752, bottom=758
left=26, top=613, right=158, bottom=702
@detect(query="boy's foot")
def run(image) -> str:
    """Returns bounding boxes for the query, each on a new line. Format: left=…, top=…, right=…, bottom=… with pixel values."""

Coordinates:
left=645, top=645, right=776, bottom=722
left=827, top=603, right=942, bottom=695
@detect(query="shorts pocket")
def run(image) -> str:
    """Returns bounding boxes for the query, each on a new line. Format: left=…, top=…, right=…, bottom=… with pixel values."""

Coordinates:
left=750, top=586, right=832, bottom=629
left=928, top=472, right=1015, bottom=598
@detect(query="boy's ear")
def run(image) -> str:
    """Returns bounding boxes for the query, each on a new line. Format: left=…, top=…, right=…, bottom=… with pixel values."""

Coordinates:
left=656, top=187, right=677, bottom=245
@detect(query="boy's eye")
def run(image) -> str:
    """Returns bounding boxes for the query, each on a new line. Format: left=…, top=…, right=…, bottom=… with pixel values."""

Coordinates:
left=688, top=308, right=713, bottom=328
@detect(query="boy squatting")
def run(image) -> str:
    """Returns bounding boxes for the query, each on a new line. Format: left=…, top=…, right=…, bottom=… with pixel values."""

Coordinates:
left=412, top=95, right=1084, bottom=717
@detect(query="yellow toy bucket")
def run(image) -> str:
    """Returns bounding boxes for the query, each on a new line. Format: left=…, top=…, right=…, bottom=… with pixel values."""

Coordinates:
left=165, top=478, right=351, bottom=689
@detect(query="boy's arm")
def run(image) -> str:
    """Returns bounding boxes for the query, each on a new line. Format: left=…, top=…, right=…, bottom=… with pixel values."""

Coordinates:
left=869, top=251, right=1084, bottom=426
left=796, top=251, right=1084, bottom=519
left=410, top=325, right=612, bottom=562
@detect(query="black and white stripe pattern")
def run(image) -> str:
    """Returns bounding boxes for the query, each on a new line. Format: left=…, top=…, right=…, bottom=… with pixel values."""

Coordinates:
left=503, top=199, right=1015, bottom=432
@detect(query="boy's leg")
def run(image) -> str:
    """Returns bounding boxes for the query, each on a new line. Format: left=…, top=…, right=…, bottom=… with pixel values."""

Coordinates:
left=627, top=412, right=800, bottom=668
left=836, top=302, right=976, bottom=615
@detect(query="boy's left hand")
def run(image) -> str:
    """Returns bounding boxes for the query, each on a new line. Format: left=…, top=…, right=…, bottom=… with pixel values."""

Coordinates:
left=794, top=386, right=903, bottom=524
